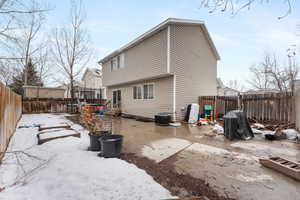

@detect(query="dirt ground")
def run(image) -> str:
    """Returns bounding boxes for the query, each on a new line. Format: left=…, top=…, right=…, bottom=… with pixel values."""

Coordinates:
left=67, top=115, right=300, bottom=200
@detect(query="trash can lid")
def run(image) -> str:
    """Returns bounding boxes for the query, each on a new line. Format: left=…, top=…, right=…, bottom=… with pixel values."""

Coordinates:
left=223, top=111, right=238, bottom=119
left=156, top=112, right=172, bottom=116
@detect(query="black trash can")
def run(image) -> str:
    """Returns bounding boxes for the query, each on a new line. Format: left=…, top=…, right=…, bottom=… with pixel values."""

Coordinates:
left=99, top=134, right=123, bottom=158
left=155, top=112, right=171, bottom=126
left=223, top=110, right=254, bottom=140
left=89, top=134, right=102, bottom=151
left=88, top=131, right=111, bottom=151
left=223, top=112, right=239, bottom=140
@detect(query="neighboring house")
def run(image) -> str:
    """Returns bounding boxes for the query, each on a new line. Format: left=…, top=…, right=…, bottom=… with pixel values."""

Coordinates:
left=23, top=86, right=65, bottom=98
left=61, top=68, right=106, bottom=99
left=219, top=87, right=239, bottom=96
left=60, top=81, right=83, bottom=99
left=99, top=18, right=220, bottom=120
left=81, top=68, right=106, bottom=99
left=216, top=78, right=239, bottom=96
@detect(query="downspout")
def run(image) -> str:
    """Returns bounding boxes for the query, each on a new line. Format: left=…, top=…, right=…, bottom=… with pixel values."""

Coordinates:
left=167, top=25, right=170, bottom=74
left=167, top=25, right=176, bottom=121
left=173, top=75, right=176, bottom=121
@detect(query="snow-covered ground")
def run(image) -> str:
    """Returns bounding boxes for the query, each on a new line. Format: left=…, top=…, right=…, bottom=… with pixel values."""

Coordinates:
left=0, top=114, right=172, bottom=200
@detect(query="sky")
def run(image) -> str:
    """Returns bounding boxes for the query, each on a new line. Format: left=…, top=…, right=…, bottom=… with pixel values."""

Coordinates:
left=46, top=0, right=300, bottom=88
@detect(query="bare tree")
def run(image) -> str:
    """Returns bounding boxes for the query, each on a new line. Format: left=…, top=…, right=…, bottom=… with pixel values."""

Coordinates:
left=248, top=51, right=299, bottom=92
left=0, top=0, right=49, bottom=60
left=248, top=63, right=272, bottom=90
left=8, top=0, right=47, bottom=85
left=200, top=0, right=293, bottom=19
left=0, top=60, right=18, bottom=85
left=34, top=43, right=54, bottom=97
left=35, top=44, right=52, bottom=84
left=226, top=79, right=245, bottom=92
left=51, top=0, right=92, bottom=102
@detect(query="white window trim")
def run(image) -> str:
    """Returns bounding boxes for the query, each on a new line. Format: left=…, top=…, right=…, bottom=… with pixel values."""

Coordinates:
left=110, top=53, right=125, bottom=72
left=119, top=53, right=125, bottom=69
left=132, top=83, right=155, bottom=100
left=110, top=57, right=117, bottom=72
left=133, top=85, right=143, bottom=100
left=143, top=83, right=155, bottom=100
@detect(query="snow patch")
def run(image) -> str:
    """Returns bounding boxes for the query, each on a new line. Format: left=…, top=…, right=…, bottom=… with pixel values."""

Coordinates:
left=186, top=143, right=259, bottom=162
left=233, top=174, right=273, bottom=182
left=230, top=142, right=298, bottom=157
left=187, top=143, right=229, bottom=154
left=0, top=114, right=173, bottom=200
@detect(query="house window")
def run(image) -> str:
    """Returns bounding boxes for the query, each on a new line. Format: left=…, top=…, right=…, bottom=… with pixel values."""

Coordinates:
left=110, top=57, right=117, bottom=71
left=110, top=53, right=125, bottom=71
left=133, top=86, right=142, bottom=99
left=119, top=53, right=125, bottom=68
left=143, top=84, right=154, bottom=99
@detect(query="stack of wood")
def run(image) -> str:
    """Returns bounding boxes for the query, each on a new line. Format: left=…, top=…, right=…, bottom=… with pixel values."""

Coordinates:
left=264, top=123, right=295, bottom=131
left=249, top=118, right=295, bottom=131
left=80, top=105, right=112, bottom=133
left=80, top=105, right=93, bottom=125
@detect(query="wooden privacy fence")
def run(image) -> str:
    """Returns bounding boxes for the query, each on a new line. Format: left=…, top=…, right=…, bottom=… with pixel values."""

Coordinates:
left=198, top=96, right=238, bottom=117
left=0, top=83, right=22, bottom=162
left=199, top=92, right=295, bottom=123
left=242, top=93, right=294, bottom=123
left=22, top=98, right=106, bottom=114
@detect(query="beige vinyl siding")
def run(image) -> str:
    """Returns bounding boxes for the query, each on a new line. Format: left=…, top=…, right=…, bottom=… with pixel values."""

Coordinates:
left=83, top=71, right=102, bottom=89
left=102, top=28, right=168, bottom=87
left=170, top=24, right=218, bottom=120
left=107, top=76, right=173, bottom=119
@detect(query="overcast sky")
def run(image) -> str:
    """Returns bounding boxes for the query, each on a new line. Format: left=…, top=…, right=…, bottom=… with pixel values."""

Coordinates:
left=47, top=0, right=300, bottom=87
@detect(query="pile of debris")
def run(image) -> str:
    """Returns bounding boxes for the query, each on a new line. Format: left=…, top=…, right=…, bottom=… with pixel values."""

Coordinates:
left=210, top=118, right=300, bottom=142
left=251, top=122, right=300, bottom=141
left=249, top=118, right=296, bottom=131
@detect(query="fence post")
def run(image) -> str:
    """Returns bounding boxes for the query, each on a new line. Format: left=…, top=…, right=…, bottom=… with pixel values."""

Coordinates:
left=214, top=96, right=217, bottom=120
left=238, top=93, right=242, bottom=111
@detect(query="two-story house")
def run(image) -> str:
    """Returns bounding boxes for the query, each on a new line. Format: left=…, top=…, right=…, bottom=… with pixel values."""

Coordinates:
left=62, top=68, right=106, bottom=99
left=81, top=68, right=106, bottom=99
left=99, top=18, right=220, bottom=120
